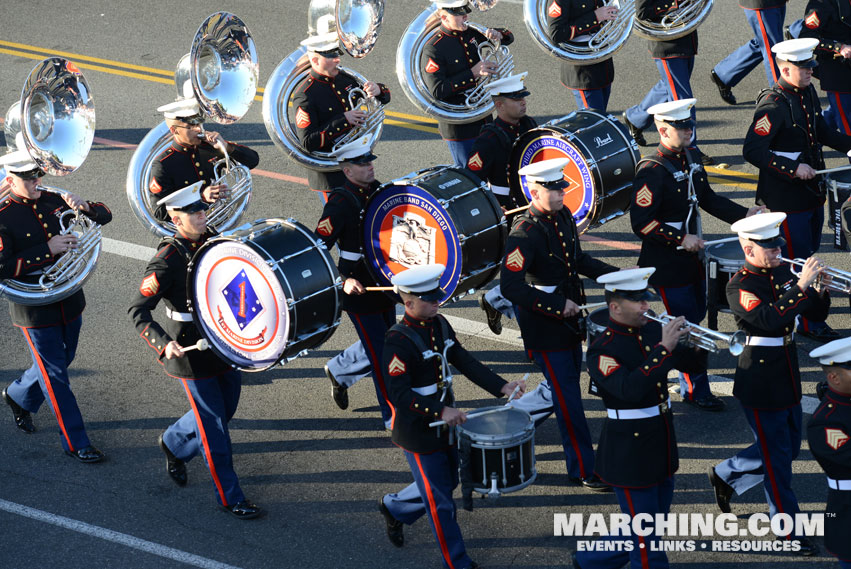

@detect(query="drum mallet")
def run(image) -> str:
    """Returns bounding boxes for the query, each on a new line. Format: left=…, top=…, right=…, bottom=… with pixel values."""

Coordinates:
left=365, top=286, right=396, bottom=292
left=676, top=236, right=740, bottom=251
left=577, top=301, right=607, bottom=311
left=180, top=339, right=209, bottom=353
left=502, top=204, right=531, bottom=216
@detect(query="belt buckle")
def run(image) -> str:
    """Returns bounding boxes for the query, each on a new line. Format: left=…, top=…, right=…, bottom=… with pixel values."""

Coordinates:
left=659, top=401, right=669, bottom=413
left=784, top=334, right=793, bottom=346
left=437, top=381, right=445, bottom=390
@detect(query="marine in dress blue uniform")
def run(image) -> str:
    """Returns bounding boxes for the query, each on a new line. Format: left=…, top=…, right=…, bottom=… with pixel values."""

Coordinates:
left=128, top=182, right=261, bottom=519
left=422, top=0, right=513, bottom=168
left=708, top=212, right=824, bottom=556
left=378, top=264, right=522, bottom=569
left=742, top=38, right=851, bottom=340
left=314, top=137, right=397, bottom=426
left=576, top=268, right=704, bottom=569
left=500, top=158, right=617, bottom=490
left=630, top=99, right=758, bottom=410
left=0, top=148, right=111, bottom=462
left=807, top=338, right=851, bottom=568
left=545, top=0, right=616, bottom=111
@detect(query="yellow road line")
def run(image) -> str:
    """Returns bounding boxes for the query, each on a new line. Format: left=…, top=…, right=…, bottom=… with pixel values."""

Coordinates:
left=708, top=176, right=756, bottom=191
left=706, top=165, right=759, bottom=180
left=0, top=48, right=174, bottom=85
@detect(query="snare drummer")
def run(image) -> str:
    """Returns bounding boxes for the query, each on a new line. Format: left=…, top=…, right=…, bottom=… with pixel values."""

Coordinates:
left=128, top=182, right=262, bottom=519
left=0, top=146, right=112, bottom=462
left=574, top=268, right=701, bottom=568
left=630, top=98, right=763, bottom=412
left=378, top=264, right=523, bottom=569
left=149, top=89, right=259, bottom=222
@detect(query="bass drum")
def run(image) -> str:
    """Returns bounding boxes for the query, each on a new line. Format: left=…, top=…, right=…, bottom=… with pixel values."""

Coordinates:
left=508, top=110, right=639, bottom=233
left=188, top=218, right=343, bottom=372
left=362, top=166, right=507, bottom=303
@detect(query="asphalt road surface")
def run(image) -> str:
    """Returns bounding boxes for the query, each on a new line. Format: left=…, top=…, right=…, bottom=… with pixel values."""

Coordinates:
left=0, top=1, right=848, bottom=568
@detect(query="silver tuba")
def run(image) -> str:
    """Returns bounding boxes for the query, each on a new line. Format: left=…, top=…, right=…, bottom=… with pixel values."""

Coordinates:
left=126, top=11, right=258, bottom=238
left=263, top=0, right=385, bottom=172
left=0, top=58, right=101, bottom=306
left=396, top=1, right=514, bottom=123
left=633, top=0, right=713, bottom=41
left=523, top=0, right=634, bottom=65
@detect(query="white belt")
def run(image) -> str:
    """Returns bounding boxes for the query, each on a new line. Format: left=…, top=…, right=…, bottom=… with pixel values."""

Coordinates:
left=745, top=334, right=794, bottom=347
left=771, top=150, right=801, bottom=161
left=572, top=34, right=592, bottom=42
left=489, top=184, right=510, bottom=196
left=827, top=477, right=851, bottom=491
left=532, top=284, right=557, bottom=293
left=665, top=221, right=683, bottom=230
left=412, top=384, right=438, bottom=396
left=339, top=250, right=363, bottom=261
left=166, top=308, right=193, bottom=322
left=607, top=398, right=671, bottom=420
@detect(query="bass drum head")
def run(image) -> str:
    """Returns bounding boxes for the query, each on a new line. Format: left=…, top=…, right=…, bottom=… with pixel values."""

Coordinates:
left=189, top=237, right=291, bottom=371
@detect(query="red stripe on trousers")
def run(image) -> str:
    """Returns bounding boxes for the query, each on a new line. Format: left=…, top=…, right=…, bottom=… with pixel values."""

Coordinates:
left=662, top=61, right=679, bottom=100
left=756, top=11, right=778, bottom=84
left=414, top=453, right=456, bottom=569
left=833, top=94, right=851, bottom=135
left=540, top=352, right=588, bottom=478
left=780, top=220, right=795, bottom=258
left=579, top=90, right=589, bottom=108
left=623, top=488, right=651, bottom=568
left=753, top=409, right=788, bottom=520
left=658, top=288, right=693, bottom=396
left=181, top=379, right=229, bottom=506
left=23, top=328, right=74, bottom=451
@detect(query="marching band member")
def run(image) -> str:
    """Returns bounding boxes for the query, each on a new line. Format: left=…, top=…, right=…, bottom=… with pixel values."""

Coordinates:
left=799, top=0, right=851, bottom=134
left=378, top=263, right=524, bottom=569
left=293, top=15, right=391, bottom=200
left=422, top=0, right=514, bottom=168
left=314, top=137, right=396, bottom=428
left=574, top=268, right=704, bottom=569
left=500, top=158, right=617, bottom=491
left=630, top=98, right=762, bottom=411
left=710, top=0, right=789, bottom=106
left=545, top=0, right=616, bottom=111
left=743, top=38, right=851, bottom=341
left=0, top=147, right=112, bottom=462
left=708, top=212, right=825, bottom=556
left=150, top=91, right=259, bottom=222
left=807, top=338, right=851, bottom=569
left=128, top=182, right=261, bottom=519
left=466, top=72, right=536, bottom=335
left=622, top=0, right=713, bottom=165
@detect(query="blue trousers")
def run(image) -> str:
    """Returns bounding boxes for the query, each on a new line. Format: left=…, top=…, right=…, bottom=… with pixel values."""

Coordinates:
left=446, top=138, right=476, bottom=169
left=383, top=447, right=473, bottom=569
left=839, top=560, right=851, bottom=568
left=163, top=370, right=245, bottom=507
left=529, top=348, right=595, bottom=479
left=348, top=310, right=395, bottom=426
left=576, top=476, right=675, bottom=569
left=825, top=92, right=851, bottom=135
left=714, top=404, right=802, bottom=524
left=571, top=87, right=611, bottom=113
left=326, top=340, right=371, bottom=388
left=626, top=57, right=699, bottom=148
left=714, top=6, right=785, bottom=88
left=656, top=281, right=710, bottom=400
left=7, top=317, right=90, bottom=452
left=779, top=208, right=828, bottom=331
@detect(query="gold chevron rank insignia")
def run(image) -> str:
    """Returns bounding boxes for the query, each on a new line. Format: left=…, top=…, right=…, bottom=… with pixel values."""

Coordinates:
left=505, top=247, right=525, bottom=272
left=805, top=11, right=820, bottom=29
left=598, top=356, right=620, bottom=377
left=826, top=428, right=849, bottom=450
left=739, top=290, right=761, bottom=312
left=140, top=273, right=160, bottom=297
left=548, top=1, right=561, bottom=17
left=388, top=355, right=406, bottom=376
left=317, top=217, right=334, bottom=236
left=635, top=185, right=652, bottom=208
left=754, top=115, right=772, bottom=136
left=467, top=152, right=483, bottom=171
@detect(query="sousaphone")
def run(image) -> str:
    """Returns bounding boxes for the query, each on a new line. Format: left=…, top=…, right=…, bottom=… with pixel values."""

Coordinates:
left=126, top=11, right=258, bottom=238
left=262, top=0, right=385, bottom=172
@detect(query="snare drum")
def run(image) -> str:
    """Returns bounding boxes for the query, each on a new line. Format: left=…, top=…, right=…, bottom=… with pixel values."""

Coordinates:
left=705, top=241, right=745, bottom=330
left=362, top=166, right=507, bottom=303
left=457, top=406, right=536, bottom=497
left=826, top=170, right=851, bottom=250
left=188, top=218, right=342, bottom=372
left=508, top=110, right=639, bottom=233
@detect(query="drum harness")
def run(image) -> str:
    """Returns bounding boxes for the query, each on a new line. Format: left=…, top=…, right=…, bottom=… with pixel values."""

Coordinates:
left=159, top=235, right=201, bottom=320
left=480, top=116, right=536, bottom=196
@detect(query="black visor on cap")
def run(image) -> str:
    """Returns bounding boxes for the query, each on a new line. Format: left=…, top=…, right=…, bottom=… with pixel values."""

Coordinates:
left=496, top=89, right=530, bottom=100
left=14, top=168, right=46, bottom=180
left=829, top=360, right=851, bottom=370
left=317, top=47, right=344, bottom=58
left=540, top=179, right=569, bottom=191
left=789, top=57, right=818, bottom=69
left=612, top=288, right=659, bottom=303
left=345, top=151, right=378, bottom=165
left=750, top=234, right=786, bottom=249
left=181, top=114, right=206, bottom=126
left=416, top=287, right=445, bottom=302
left=445, top=4, right=472, bottom=15
left=172, top=200, right=210, bottom=214
left=667, top=117, right=695, bottom=130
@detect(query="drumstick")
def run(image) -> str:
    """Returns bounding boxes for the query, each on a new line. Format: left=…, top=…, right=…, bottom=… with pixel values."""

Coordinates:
left=676, top=236, right=740, bottom=250
left=814, top=164, right=851, bottom=176
left=503, top=204, right=531, bottom=216
left=365, top=286, right=395, bottom=291
left=577, top=301, right=607, bottom=311
left=180, top=339, right=209, bottom=353
left=429, top=407, right=510, bottom=428
left=503, top=373, right=529, bottom=406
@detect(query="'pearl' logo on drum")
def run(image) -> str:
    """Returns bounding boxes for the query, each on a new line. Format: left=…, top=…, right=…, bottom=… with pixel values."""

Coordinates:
left=594, top=134, right=613, bottom=148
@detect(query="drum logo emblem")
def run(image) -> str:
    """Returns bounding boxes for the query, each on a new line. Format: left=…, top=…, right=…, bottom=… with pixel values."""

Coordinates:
left=222, top=270, right=264, bottom=331
left=594, top=134, right=613, bottom=148
left=389, top=212, right=436, bottom=267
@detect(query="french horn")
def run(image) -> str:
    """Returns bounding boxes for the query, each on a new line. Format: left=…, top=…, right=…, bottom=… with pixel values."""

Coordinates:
left=396, top=1, right=514, bottom=123
left=0, top=57, right=101, bottom=306
left=126, top=11, right=258, bottom=238
left=633, top=0, right=713, bottom=41
left=263, top=0, right=385, bottom=172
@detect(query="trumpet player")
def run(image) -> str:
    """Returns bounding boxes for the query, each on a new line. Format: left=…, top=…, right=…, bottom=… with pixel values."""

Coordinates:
left=708, top=212, right=827, bottom=556
left=150, top=92, right=259, bottom=223
left=0, top=146, right=112, bottom=463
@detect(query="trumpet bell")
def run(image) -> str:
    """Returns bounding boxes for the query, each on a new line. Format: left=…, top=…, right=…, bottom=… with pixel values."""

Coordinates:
left=337, top=0, right=384, bottom=58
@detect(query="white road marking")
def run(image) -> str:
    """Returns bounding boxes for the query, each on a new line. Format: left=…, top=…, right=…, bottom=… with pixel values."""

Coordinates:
left=0, top=498, right=244, bottom=569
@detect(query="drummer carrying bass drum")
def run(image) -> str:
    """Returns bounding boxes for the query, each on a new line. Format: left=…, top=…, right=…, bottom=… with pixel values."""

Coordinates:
left=128, top=182, right=262, bottom=520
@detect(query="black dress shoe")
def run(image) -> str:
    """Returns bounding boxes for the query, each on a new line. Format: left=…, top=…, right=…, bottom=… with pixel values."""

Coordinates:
left=2, top=388, right=35, bottom=434
left=816, top=380, right=829, bottom=401
left=798, top=325, right=842, bottom=343
left=683, top=393, right=725, bottom=412
left=158, top=434, right=187, bottom=487
left=568, top=475, right=612, bottom=492
left=325, top=365, right=349, bottom=410
left=622, top=112, right=647, bottom=146
left=222, top=500, right=262, bottom=519
left=479, top=293, right=503, bottom=335
left=710, top=70, right=737, bottom=105
left=708, top=467, right=733, bottom=513
left=65, top=445, right=105, bottom=463
left=378, top=498, right=404, bottom=547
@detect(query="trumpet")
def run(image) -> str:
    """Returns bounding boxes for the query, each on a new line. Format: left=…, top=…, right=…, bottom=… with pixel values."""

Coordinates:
left=779, top=256, right=851, bottom=295
left=642, top=310, right=746, bottom=356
